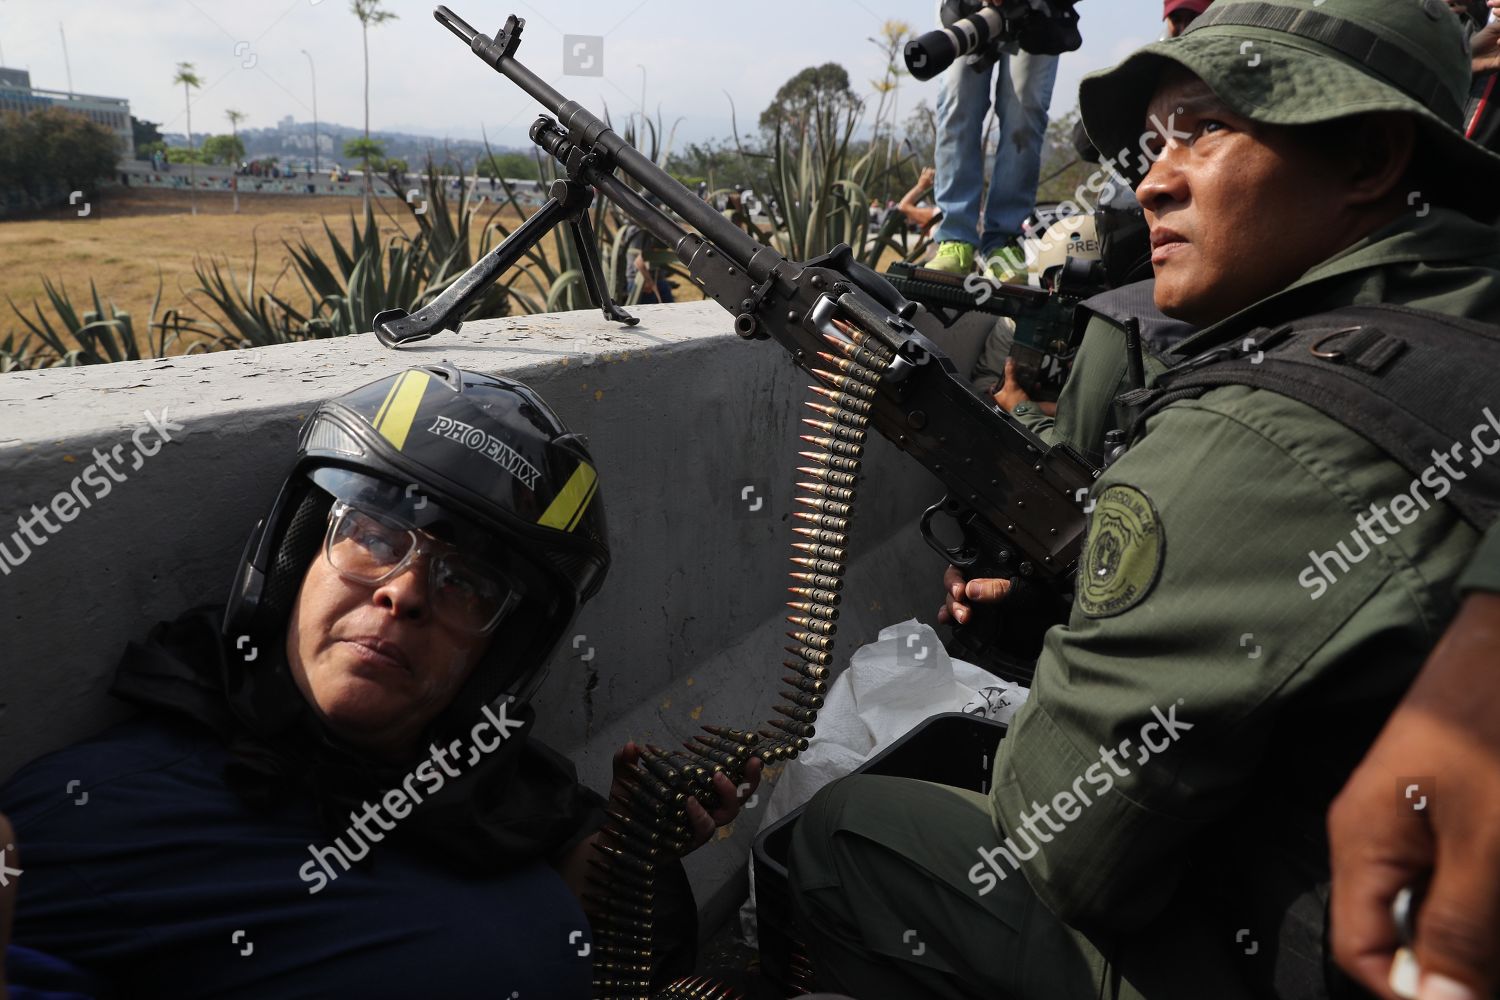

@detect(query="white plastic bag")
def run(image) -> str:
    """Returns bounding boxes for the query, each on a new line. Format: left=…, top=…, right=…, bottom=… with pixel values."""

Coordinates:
left=738, top=619, right=1027, bottom=945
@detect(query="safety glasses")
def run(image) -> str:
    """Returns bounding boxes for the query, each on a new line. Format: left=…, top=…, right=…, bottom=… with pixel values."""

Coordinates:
left=324, top=501, right=521, bottom=635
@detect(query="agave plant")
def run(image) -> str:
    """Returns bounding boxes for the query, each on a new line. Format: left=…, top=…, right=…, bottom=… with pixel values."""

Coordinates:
left=0, top=332, right=42, bottom=372
left=481, top=111, right=692, bottom=316
left=190, top=233, right=308, bottom=348
left=5, top=274, right=211, bottom=368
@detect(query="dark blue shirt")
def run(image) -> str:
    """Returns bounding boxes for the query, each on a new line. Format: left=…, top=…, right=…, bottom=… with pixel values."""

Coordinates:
left=0, top=718, right=593, bottom=999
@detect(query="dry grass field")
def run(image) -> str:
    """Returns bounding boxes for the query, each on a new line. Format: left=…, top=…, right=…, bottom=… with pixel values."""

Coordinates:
left=0, top=186, right=629, bottom=354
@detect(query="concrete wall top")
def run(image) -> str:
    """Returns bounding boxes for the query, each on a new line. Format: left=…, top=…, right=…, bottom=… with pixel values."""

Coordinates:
left=0, top=302, right=711, bottom=442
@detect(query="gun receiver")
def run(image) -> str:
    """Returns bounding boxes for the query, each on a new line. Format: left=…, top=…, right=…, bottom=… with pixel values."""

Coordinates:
left=423, top=6, right=1098, bottom=590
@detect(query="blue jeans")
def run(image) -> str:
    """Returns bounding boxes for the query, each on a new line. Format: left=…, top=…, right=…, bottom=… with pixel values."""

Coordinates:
left=933, top=46, right=1059, bottom=257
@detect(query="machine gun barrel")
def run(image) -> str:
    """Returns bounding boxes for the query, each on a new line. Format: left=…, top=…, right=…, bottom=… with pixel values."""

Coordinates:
left=436, top=7, right=768, bottom=274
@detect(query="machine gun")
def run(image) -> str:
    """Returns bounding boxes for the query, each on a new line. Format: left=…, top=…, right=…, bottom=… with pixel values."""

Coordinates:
left=378, top=9, right=1098, bottom=997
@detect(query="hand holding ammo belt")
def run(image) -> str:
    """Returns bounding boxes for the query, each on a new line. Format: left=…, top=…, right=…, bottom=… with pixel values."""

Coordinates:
left=370, top=9, right=1096, bottom=996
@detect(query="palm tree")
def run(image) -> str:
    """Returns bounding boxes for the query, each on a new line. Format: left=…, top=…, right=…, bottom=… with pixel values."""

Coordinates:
left=172, top=62, right=203, bottom=216
left=225, top=109, right=246, bottom=213
left=350, top=0, right=398, bottom=215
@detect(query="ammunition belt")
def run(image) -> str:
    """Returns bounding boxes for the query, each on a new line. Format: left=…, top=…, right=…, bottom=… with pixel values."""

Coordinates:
left=591, top=320, right=889, bottom=999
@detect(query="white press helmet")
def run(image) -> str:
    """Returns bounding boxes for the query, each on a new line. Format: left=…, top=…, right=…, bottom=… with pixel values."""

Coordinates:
left=1025, top=213, right=1102, bottom=288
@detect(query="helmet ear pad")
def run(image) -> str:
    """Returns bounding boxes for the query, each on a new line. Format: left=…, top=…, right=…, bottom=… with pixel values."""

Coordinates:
left=223, top=482, right=334, bottom=734
left=262, top=485, right=335, bottom=634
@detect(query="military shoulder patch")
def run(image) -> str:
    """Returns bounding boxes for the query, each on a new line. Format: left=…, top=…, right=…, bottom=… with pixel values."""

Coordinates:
left=1077, top=484, right=1165, bottom=619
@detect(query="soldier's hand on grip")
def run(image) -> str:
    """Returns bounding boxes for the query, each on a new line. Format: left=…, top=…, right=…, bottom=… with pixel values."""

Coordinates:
left=937, top=563, right=1012, bottom=625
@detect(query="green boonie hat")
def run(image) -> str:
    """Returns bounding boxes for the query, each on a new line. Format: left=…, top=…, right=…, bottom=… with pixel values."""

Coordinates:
left=1079, top=0, right=1500, bottom=218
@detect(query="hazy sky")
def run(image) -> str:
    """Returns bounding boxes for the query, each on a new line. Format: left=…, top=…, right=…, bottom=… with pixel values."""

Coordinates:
left=5, top=1, right=1163, bottom=147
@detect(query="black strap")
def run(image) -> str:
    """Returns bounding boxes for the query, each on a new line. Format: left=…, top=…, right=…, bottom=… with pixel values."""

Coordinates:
left=1184, top=1, right=1464, bottom=126
left=1130, top=304, right=1500, bottom=530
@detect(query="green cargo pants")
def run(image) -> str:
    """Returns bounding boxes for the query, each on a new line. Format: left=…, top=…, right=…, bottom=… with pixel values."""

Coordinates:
left=787, top=774, right=1257, bottom=1000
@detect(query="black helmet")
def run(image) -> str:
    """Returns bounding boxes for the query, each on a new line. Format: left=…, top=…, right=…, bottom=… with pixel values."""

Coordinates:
left=224, top=363, right=610, bottom=722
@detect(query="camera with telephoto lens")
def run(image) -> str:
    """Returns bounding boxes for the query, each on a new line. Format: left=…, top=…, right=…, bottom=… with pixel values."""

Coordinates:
left=904, top=0, right=1082, bottom=81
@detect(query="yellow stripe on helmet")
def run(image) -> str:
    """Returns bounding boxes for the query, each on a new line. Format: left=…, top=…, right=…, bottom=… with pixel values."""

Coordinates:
left=538, top=461, right=598, bottom=532
left=372, top=369, right=431, bottom=451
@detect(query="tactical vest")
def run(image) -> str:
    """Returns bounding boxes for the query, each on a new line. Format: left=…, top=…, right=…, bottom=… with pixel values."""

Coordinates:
left=1120, top=304, right=1500, bottom=531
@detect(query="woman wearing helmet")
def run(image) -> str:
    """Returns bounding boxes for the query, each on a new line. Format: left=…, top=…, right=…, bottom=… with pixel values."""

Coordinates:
left=0, top=364, right=756, bottom=999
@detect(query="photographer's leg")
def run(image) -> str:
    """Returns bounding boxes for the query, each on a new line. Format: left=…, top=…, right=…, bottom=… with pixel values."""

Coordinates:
left=980, top=52, right=1059, bottom=261
left=932, top=20, right=995, bottom=255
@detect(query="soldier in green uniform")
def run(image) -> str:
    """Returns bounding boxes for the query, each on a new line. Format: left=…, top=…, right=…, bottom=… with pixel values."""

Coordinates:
left=787, top=1, right=1500, bottom=997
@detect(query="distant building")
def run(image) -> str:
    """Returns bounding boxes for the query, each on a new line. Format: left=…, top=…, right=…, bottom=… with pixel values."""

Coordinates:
left=0, top=68, right=134, bottom=159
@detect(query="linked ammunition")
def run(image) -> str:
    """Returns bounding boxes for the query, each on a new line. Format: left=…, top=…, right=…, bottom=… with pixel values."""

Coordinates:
left=637, top=748, right=682, bottom=786
left=797, top=449, right=862, bottom=475
left=782, top=671, right=828, bottom=693
left=789, top=584, right=842, bottom=606
left=594, top=842, right=656, bottom=877
left=804, top=400, right=867, bottom=428
left=686, top=743, right=740, bottom=770
left=791, top=539, right=846, bottom=561
left=796, top=463, right=859, bottom=488
left=821, top=337, right=889, bottom=374
left=801, top=416, right=865, bottom=444
left=702, top=725, right=760, bottom=746
left=799, top=433, right=864, bottom=458
left=785, top=600, right=839, bottom=621
left=773, top=702, right=819, bottom=724
left=769, top=716, right=816, bottom=739
left=593, top=960, right=653, bottom=979
left=589, top=909, right=654, bottom=936
left=587, top=856, right=654, bottom=893
left=796, top=483, right=855, bottom=507
left=784, top=642, right=833, bottom=666
left=762, top=725, right=811, bottom=752
left=795, top=495, right=853, bottom=520
left=786, top=614, right=836, bottom=636
left=831, top=317, right=895, bottom=358
left=607, top=807, right=689, bottom=852
left=693, top=733, right=750, bottom=758
left=782, top=687, right=826, bottom=711
left=611, top=834, right=662, bottom=863
left=787, top=629, right=834, bottom=652
left=585, top=891, right=654, bottom=920
left=782, top=658, right=830, bottom=681
left=789, top=569, right=843, bottom=591
left=808, top=383, right=874, bottom=412
left=816, top=349, right=883, bottom=387
left=811, top=368, right=877, bottom=400
left=791, top=525, right=847, bottom=547
left=789, top=555, right=843, bottom=576
left=624, top=766, right=684, bottom=807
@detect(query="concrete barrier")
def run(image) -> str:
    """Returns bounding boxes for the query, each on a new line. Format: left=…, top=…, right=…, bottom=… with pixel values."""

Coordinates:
left=0, top=299, right=992, bottom=927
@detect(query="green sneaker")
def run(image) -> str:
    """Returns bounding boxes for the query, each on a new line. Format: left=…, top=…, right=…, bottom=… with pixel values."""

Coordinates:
left=984, top=245, right=1028, bottom=283
left=927, top=241, right=975, bottom=275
